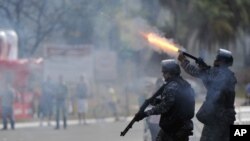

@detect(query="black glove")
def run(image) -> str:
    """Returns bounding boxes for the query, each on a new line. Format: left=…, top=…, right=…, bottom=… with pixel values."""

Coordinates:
left=195, top=57, right=204, bottom=65
left=195, top=57, right=210, bottom=69
left=178, top=52, right=186, bottom=62
left=150, top=98, right=162, bottom=106
left=134, top=112, right=147, bottom=122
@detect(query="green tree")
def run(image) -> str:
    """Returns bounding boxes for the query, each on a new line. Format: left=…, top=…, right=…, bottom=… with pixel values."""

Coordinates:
left=159, top=0, right=250, bottom=55
left=0, top=0, right=66, bottom=57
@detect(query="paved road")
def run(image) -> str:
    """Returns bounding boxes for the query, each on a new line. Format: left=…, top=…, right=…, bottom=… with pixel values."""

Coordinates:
left=6, top=115, right=248, bottom=141
left=0, top=119, right=144, bottom=141
left=0, top=117, right=204, bottom=141
left=0, top=99, right=248, bottom=141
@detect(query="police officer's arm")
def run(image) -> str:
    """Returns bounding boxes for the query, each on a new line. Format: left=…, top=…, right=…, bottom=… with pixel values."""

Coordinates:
left=180, top=59, right=204, bottom=77
left=145, top=82, right=177, bottom=116
left=224, top=74, right=237, bottom=109
left=149, top=85, right=165, bottom=106
left=227, top=85, right=236, bottom=109
left=223, top=76, right=237, bottom=123
left=213, top=72, right=237, bottom=124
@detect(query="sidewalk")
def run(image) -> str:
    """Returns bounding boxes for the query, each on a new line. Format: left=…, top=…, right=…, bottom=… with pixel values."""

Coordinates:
left=1, top=98, right=247, bottom=129
left=0, top=116, right=133, bottom=129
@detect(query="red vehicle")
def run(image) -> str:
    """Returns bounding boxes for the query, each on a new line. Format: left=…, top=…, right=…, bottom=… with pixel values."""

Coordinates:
left=0, top=58, right=42, bottom=119
left=0, top=30, right=42, bottom=119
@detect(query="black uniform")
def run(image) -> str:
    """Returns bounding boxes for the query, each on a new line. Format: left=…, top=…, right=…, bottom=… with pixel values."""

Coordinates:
left=145, top=76, right=195, bottom=141
left=181, top=59, right=237, bottom=141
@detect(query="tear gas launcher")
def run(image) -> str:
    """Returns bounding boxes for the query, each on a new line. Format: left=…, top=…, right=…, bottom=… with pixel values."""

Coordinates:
left=144, top=33, right=210, bottom=69
left=179, top=51, right=210, bottom=69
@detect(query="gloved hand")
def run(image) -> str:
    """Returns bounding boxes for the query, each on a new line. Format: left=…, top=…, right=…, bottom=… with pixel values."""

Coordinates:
left=134, top=112, right=147, bottom=122
left=150, top=98, right=162, bottom=106
left=178, top=52, right=186, bottom=62
left=195, top=57, right=210, bottom=70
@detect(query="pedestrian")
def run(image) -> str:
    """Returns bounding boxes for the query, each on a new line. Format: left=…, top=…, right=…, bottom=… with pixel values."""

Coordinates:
left=39, top=75, right=54, bottom=126
left=54, top=75, right=68, bottom=129
left=145, top=78, right=164, bottom=141
left=0, top=77, right=15, bottom=130
left=107, top=86, right=119, bottom=121
left=135, top=59, right=195, bottom=141
left=75, top=75, right=89, bottom=125
left=178, top=48, right=237, bottom=141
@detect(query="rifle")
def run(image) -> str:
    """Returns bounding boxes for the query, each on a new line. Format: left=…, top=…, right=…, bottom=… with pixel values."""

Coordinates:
left=120, top=84, right=165, bottom=136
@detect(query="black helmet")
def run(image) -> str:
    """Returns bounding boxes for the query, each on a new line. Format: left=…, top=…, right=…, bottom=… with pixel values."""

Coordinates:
left=161, top=59, right=181, bottom=76
left=215, top=49, right=233, bottom=66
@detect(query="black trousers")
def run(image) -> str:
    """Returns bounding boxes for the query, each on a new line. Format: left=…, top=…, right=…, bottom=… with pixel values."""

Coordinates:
left=200, top=125, right=230, bottom=141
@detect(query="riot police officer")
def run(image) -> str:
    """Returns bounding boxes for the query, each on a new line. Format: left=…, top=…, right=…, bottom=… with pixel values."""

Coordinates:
left=178, top=49, right=237, bottom=141
left=135, top=59, right=195, bottom=141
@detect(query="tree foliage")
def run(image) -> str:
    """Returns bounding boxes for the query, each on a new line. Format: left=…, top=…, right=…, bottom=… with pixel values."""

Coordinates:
left=0, top=0, right=66, bottom=57
left=159, top=0, right=250, bottom=49
left=0, top=0, right=249, bottom=59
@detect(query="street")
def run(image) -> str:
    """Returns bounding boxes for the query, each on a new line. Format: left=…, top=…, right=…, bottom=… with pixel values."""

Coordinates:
left=0, top=118, right=204, bottom=141
left=1, top=99, right=248, bottom=141
left=0, top=119, right=144, bottom=141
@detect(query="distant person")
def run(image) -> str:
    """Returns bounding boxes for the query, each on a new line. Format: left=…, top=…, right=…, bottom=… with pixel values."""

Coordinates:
left=32, top=87, right=41, bottom=119
left=108, top=86, right=119, bottom=121
left=75, top=76, right=89, bottom=125
left=39, top=76, right=54, bottom=126
left=54, top=75, right=68, bottom=129
left=0, top=77, right=15, bottom=130
left=145, top=78, right=164, bottom=141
